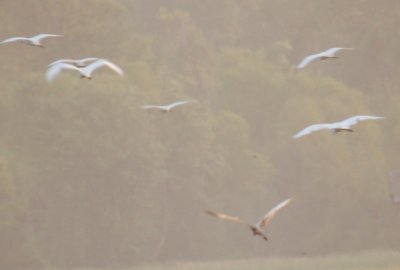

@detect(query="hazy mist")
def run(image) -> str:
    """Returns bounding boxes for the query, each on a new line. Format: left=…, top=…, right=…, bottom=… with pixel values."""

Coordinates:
left=0, top=1, right=399, bottom=269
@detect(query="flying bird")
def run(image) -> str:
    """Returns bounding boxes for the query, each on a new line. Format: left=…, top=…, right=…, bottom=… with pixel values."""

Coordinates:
left=297, top=47, right=354, bottom=69
left=206, top=198, right=293, bottom=241
left=293, top=115, right=384, bottom=139
left=141, top=100, right=195, bottom=113
left=48, top=57, right=100, bottom=68
left=46, top=59, right=123, bottom=82
left=1, top=34, right=61, bottom=48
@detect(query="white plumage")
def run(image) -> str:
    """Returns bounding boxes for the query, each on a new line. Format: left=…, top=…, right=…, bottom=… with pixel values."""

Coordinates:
left=48, top=57, right=100, bottom=68
left=141, top=100, right=195, bottom=113
left=297, top=47, right=354, bottom=69
left=1, top=34, right=61, bottom=47
left=293, top=115, right=384, bottom=139
left=46, top=59, right=123, bottom=82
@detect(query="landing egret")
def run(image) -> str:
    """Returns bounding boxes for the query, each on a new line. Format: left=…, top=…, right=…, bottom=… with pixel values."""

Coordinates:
left=206, top=198, right=293, bottom=241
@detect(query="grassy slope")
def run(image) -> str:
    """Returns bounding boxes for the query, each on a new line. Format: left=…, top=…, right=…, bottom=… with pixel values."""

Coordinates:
left=125, top=251, right=400, bottom=270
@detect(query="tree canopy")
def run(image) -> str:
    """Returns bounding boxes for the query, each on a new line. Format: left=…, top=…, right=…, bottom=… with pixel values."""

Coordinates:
left=0, top=0, right=399, bottom=268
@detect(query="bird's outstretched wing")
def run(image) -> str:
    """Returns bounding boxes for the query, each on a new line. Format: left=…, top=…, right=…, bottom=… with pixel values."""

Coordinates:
left=297, top=48, right=353, bottom=69
left=324, top=47, right=354, bottom=55
left=205, top=210, right=246, bottom=224
left=166, top=100, right=195, bottom=110
left=341, top=115, right=384, bottom=127
left=257, top=198, right=293, bottom=229
left=141, top=105, right=165, bottom=110
left=46, top=63, right=80, bottom=82
left=48, top=59, right=76, bottom=66
left=78, top=57, right=100, bottom=62
left=83, top=59, right=124, bottom=76
left=76, top=57, right=100, bottom=65
left=0, top=37, right=29, bottom=44
left=48, top=57, right=99, bottom=67
left=297, top=53, right=323, bottom=69
left=31, top=34, right=62, bottom=42
left=293, top=123, right=333, bottom=139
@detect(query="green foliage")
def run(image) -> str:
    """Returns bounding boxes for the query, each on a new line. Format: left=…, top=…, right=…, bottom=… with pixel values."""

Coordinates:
left=0, top=0, right=399, bottom=269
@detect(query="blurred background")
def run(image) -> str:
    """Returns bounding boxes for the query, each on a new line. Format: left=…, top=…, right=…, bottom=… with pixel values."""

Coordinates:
left=0, top=0, right=399, bottom=269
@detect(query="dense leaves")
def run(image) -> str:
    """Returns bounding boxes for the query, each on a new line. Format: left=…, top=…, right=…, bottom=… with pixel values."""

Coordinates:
left=0, top=0, right=399, bottom=268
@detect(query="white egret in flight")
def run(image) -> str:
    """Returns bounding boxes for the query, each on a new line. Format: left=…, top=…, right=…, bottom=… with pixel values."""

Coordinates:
left=46, top=59, right=123, bottom=82
left=297, top=47, right=354, bottom=69
left=293, top=115, right=384, bottom=139
left=141, top=100, right=196, bottom=113
left=1, top=34, right=61, bottom=48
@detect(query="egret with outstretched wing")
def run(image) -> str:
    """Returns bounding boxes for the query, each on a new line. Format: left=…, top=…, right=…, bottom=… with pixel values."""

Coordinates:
left=293, top=115, right=384, bottom=139
left=46, top=59, right=123, bottom=82
left=141, top=100, right=195, bottom=113
left=1, top=34, right=61, bottom=47
left=297, top=47, right=354, bottom=69
left=206, top=198, right=293, bottom=241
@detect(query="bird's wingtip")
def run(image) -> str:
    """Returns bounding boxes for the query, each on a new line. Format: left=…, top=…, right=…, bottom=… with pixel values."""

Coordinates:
left=296, top=62, right=308, bottom=69
left=205, top=210, right=215, bottom=216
